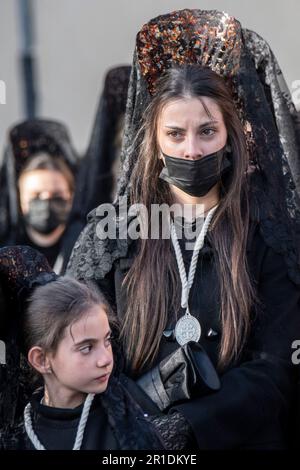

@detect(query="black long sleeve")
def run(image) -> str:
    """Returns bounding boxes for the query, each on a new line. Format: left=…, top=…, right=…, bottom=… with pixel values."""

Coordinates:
left=171, top=244, right=300, bottom=449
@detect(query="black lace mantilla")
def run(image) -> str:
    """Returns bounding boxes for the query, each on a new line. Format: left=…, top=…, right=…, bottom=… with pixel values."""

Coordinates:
left=0, top=119, right=78, bottom=245
left=68, top=11, right=300, bottom=286
left=0, top=246, right=56, bottom=431
left=71, top=66, right=131, bottom=222
left=0, top=245, right=54, bottom=308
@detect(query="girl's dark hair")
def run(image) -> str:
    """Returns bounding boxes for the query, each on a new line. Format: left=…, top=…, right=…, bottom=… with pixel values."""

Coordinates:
left=121, top=65, right=255, bottom=372
left=24, top=276, right=116, bottom=355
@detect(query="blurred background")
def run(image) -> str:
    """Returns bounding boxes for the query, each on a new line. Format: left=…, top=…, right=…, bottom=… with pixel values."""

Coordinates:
left=0, top=0, right=299, bottom=363
left=1, top=0, right=300, bottom=154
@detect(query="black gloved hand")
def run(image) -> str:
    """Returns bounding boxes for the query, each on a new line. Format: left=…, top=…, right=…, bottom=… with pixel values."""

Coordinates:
left=137, top=342, right=220, bottom=411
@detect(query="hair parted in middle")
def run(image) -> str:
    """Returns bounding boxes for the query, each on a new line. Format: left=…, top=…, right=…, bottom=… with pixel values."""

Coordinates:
left=121, top=65, right=256, bottom=373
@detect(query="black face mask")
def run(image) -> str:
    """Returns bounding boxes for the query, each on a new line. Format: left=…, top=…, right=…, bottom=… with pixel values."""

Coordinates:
left=159, top=145, right=232, bottom=197
left=24, top=197, right=71, bottom=235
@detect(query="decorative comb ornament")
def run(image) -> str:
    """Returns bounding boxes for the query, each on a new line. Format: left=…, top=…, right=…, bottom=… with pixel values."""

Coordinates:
left=136, top=9, right=242, bottom=95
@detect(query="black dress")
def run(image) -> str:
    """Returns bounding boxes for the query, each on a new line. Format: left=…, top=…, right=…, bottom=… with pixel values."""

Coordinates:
left=1, top=375, right=163, bottom=450
left=94, top=221, right=300, bottom=449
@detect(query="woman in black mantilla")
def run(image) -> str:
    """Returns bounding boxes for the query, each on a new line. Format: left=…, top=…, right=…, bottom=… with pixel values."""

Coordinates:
left=67, top=10, right=300, bottom=449
left=0, top=119, right=80, bottom=273
left=0, top=246, right=166, bottom=450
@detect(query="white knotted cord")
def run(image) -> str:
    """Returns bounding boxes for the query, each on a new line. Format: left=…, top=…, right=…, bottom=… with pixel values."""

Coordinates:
left=24, top=392, right=95, bottom=450
left=170, top=205, right=218, bottom=313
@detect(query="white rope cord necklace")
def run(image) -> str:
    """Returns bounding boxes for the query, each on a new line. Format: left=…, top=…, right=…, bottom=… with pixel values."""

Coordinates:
left=170, top=205, right=218, bottom=345
left=24, top=392, right=95, bottom=450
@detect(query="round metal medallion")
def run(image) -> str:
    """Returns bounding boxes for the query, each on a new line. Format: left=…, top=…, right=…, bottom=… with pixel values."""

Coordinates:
left=175, top=314, right=201, bottom=346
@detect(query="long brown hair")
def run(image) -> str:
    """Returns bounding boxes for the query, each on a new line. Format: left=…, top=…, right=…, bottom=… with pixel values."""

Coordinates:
left=121, top=65, right=255, bottom=373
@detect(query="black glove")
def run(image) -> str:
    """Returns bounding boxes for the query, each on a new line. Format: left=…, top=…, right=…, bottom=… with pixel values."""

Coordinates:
left=137, top=341, right=220, bottom=411
left=147, top=411, right=194, bottom=450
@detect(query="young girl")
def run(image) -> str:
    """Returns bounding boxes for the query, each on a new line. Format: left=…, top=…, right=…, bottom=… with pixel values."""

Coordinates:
left=23, top=276, right=117, bottom=450
left=0, top=246, right=164, bottom=450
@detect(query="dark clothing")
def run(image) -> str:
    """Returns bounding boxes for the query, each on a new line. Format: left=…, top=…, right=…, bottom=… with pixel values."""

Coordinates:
left=0, top=245, right=164, bottom=450
left=2, top=375, right=163, bottom=450
left=25, top=390, right=119, bottom=450
left=5, top=214, right=81, bottom=275
left=96, top=222, right=300, bottom=449
left=17, top=228, right=61, bottom=270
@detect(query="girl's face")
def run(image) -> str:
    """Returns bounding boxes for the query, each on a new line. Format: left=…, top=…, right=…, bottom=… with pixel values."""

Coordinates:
left=157, top=96, right=228, bottom=160
left=46, top=304, right=114, bottom=406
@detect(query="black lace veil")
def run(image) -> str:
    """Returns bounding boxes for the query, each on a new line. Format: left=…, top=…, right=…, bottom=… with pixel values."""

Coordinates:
left=71, top=65, right=131, bottom=225
left=0, top=246, right=56, bottom=430
left=0, top=119, right=78, bottom=245
left=68, top=10, right=300, bottom=285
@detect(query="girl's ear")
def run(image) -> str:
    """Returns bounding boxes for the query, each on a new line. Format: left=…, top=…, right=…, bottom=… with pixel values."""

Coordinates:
left=27, top=346, right=52, bottom=375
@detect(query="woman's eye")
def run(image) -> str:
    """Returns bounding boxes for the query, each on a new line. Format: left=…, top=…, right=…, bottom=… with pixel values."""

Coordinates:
left=105, top=335, right=113, bottom=347
left=167, top=131, right=182, bottom=139
left=79, top=345, right=92, bottom=355
left=201, top=128, right=216, bottom=136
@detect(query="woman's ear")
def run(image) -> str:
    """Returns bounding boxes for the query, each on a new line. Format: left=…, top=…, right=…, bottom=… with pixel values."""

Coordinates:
left=27, top=346, right=52, bottom=375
